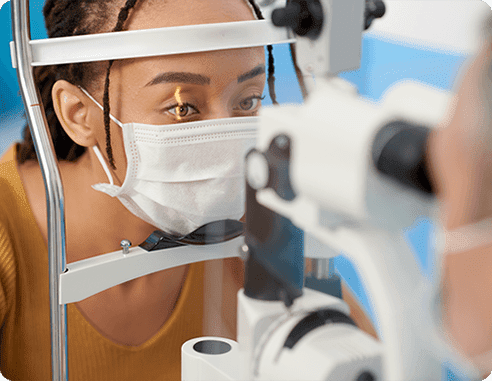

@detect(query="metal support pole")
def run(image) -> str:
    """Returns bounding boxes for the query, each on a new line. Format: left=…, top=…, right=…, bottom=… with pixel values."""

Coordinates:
left=11, top=1, right=68, bottom=380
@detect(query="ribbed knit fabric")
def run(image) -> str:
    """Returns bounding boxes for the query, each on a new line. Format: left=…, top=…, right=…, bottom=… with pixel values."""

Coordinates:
left=0, top=144, right=205, bottom=381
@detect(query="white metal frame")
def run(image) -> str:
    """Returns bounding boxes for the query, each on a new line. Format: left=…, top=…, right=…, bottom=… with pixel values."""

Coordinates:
left=10, top=20, right=295, bottom=68
left=60, top=237, right=244, bottom=304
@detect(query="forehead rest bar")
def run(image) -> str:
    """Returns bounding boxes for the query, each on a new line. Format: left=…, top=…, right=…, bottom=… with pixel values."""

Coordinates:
left=10, top=19, right=295, bottom=68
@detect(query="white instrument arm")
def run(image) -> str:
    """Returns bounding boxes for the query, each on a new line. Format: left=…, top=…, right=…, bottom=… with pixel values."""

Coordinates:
left=249, top=77, right=481, bottom=380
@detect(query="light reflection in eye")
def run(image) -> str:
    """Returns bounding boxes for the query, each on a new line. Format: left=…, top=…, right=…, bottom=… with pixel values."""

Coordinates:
left=174, top=86, right=183, bottom=121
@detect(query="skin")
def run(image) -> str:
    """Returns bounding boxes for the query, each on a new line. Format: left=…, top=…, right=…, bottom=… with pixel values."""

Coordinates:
left=427, top=25, right=492, bottom=375
left=16, top=0, right=377, bottom=347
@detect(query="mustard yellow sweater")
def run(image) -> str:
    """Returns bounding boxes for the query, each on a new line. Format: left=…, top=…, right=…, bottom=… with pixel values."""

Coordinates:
left=0, top=144, right=204, bottom=381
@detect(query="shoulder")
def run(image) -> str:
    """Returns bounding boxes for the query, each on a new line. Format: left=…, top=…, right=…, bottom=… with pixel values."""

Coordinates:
left=0, top=144, right=19, bottom=186
left=0, top=146, right=21, bottom=322
left=0, top=144, right=42, bottom=246
left=0, top=145, right=24, bottom=215
left=0, top=144, right=27, bottom=243
left=0, top=144, right=34, bottom=216
left=1, top=143, right=46, bottom=230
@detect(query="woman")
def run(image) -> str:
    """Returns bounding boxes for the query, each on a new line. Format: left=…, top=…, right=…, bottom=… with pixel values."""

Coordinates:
left=0, top=0, right=377, bottom=379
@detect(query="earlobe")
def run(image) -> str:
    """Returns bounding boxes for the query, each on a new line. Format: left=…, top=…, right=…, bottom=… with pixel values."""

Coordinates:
left=52, top=80, right=98, bottom=147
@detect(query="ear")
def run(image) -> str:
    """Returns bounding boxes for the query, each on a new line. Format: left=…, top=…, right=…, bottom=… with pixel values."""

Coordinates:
left=51, top=80, right=98, bottom=147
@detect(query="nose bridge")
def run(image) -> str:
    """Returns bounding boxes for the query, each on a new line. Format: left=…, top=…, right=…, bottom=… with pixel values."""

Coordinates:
left=205, top=78, right=240, bottom=119
left=207, top=100, right=232, bottom=120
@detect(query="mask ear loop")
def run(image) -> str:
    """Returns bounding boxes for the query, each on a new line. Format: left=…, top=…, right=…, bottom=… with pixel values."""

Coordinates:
left=79, top=87, right=125, bottom=187
left=79, top=87, right=123, bottom=127
left=92, top=145, right=115, bottom=186
left=442, top=216, right=492, bottom=255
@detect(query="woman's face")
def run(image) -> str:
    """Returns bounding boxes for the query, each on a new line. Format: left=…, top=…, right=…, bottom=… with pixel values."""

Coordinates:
left=86, top=0, right=265, bottom=182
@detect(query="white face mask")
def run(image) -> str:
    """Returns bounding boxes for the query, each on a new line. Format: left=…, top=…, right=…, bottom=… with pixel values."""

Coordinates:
left=81, top=88, right=257, bottom=236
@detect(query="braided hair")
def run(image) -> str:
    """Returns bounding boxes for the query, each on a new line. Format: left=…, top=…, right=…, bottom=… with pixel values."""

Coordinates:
left=247, top=0, right=278, bottom=105
left=18, top=0, right=278, bottom=168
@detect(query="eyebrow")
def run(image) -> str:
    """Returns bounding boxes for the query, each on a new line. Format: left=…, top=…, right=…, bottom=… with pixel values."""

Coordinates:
left=144, top=64, right=267, bottom=87
left=237, top=64, right=265, bottom=83
left=145, top=72, right=210, bottom=86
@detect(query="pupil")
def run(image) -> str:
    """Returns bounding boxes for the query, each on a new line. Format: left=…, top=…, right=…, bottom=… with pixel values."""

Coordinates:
left=178, top=105, right=186, bottom=116
left=241, top=100, right=252, bottom=110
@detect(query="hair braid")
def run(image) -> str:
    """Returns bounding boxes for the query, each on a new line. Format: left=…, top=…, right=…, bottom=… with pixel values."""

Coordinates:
left=17, top=0, right=131, bottom=165
left=102, top=0, right=140, bottom=170
left=266, top=45, right=278, bottom=104
left=289, top=43, right=308, bottom=100
left=247, top=0, right=278, bottom=105
left=17, top=0, right=107, bottom=165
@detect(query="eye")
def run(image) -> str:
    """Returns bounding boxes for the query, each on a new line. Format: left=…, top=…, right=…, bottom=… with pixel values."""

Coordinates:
left=237, top=95, right=265, bottom=112
left=166, top=103, right=199, bottom=119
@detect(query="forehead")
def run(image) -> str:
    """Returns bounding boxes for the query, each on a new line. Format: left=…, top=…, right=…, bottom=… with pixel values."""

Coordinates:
left=126, top=0, right=256, bottom=31
left=117, top=47, right=266, bottom=87
left=112, top=0, right=263, bottom=86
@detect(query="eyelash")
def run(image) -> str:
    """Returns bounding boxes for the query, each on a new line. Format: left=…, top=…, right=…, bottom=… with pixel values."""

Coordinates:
left=164, top=94, right=265, bottom=118
left=246, top=94, right=265, bottom=103
left=165, top=102, right=199, bottom=117
left=237, top=94, right=265, bottom=110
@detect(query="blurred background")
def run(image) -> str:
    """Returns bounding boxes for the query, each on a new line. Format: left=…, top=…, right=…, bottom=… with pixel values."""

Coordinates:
left=0, top=0, right=491, bottom=380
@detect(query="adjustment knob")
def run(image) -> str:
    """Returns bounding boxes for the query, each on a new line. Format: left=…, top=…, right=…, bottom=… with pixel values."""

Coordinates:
left=356, top=372, right=376, bottom=381
left=364, top=0, right=386, bottom=30
left=367, top=0, right=385, bottom=18
left=272, top=0, right=324, bottom=40
left=120, top=239, right=132, bottom=255
left=272, top=2, right=301, bottom=29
